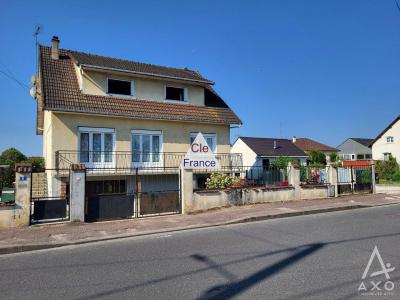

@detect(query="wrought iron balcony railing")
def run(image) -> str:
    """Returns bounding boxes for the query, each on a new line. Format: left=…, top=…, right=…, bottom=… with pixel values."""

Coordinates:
left=56, top=150, right=243, bottom=175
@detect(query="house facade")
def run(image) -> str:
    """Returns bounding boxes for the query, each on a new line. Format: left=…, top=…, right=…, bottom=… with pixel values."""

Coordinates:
left=337, top=138, right=373, bottom=161
left=34, top=37, right=241, bottom=198
left=370, top=115, right=400, bottom=163
left=231, top=137, right=308, bottom=168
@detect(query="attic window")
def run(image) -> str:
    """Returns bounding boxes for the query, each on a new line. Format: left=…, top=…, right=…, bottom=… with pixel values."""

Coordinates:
left=107, top=79, right=133, bottom=96
left=165, top=86, right=187, bottom=101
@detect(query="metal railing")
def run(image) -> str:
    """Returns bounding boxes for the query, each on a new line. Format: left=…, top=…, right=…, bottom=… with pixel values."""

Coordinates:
left=300, top=165, right=329, bottom=185
left=56, top=150, right=243, bottom=175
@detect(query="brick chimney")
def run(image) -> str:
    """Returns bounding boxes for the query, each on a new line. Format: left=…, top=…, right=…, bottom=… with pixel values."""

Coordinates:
left=51, top=36, right=60, bottom=60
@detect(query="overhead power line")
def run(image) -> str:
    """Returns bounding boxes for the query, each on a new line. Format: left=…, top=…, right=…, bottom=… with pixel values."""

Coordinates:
left=395, top=0, right=400, bottom=14
left=0, top=69, right=29, bottom=91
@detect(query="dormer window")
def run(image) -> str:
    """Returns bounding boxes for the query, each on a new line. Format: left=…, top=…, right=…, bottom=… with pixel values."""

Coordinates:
left=165, top=86, right=187, bottom=101
left=387, top=136, right=394, bottom=143
left=107, top=78, right=134, bottom=96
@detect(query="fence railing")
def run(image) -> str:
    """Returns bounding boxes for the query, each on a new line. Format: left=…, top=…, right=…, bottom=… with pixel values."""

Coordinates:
left=300, top=165, right=329, bottom=185
left=194, top=166, right=289, bottom=190
left=56, top=151, right=243, bottom=175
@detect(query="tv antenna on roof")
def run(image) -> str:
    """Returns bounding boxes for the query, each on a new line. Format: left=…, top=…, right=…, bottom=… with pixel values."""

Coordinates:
left=33, top=25, right=42, bottom=85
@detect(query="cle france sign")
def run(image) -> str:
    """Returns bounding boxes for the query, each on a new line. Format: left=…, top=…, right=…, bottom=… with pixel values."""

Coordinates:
left=182, top=132, right=219, bottom=169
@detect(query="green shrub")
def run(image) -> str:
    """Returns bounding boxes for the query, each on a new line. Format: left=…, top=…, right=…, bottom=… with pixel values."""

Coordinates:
left=205, top=173, right=240, bottom=189
left=376, top=155, right=399, bottom=180
left=391, top=171, right=400, bottom=182
left=329, top=152, right=338, bottom=163
left=307, top=150, right=326, bottom=165
left=272, top=156, right=292, bottom=169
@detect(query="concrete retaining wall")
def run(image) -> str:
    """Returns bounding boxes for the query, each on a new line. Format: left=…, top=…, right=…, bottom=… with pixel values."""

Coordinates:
left=376, top=184, right=400, bottom=194
left=0, top=205, right=27, bottom=229
left=189, top=187, right=295, bottom=213
left=300, top=186, right=328, bottom=200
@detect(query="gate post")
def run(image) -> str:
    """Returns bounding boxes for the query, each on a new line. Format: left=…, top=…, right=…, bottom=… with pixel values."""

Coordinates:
left=180, top=167, right=193, bottom=214
left=287, top=163, right=300, bottom=200
left=69, top=164, right=86, bottom=222
left=370, top=161, right=376, bottom=194
left=327, top=164, right=338, bottom=197
left=15, top=164, right=32, bottom=226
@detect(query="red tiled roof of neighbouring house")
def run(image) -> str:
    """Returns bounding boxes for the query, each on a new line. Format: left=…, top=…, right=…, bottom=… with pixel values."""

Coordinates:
left=36, top=46, right=241, bottom=132
left=294, top=138, right=339, bottom=152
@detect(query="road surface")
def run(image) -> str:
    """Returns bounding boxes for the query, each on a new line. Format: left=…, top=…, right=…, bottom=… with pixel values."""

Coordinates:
left=1, top=204, right=399, bottom=299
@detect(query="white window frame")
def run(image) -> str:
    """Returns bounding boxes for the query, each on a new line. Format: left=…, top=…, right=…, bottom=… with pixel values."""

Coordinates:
left=164, top=85, right=188, bottom=102
left=383, top=152, right=392, bottom=161
left=106, top=78, right=134, bottom=97
left=190, top=132, right=217, bottom=153
left=78, top=127, right=116, bottom=168
left=131, top=129, right=163, bottom=167
left=386, top=136, right=394, bottom=143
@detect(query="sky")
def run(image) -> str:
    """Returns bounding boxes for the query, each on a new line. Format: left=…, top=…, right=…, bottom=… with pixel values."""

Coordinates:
left=0, top=0, right=399, bottom=156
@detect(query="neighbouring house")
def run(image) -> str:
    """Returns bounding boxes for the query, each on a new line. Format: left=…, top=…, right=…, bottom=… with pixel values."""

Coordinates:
left=292, top=137, right=338, bottom=159
left=231, top=137, right=308, bottom=168
left=33, top=36, right=241, bottom=211
left=370, top=115, right=400, bottom=163
left=337, top=138, right=374, bottom=161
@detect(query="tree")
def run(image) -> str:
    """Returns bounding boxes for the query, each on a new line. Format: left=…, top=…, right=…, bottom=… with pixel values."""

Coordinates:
left=0, top=148, right=27, bottom=187
left=329, top=152, right=338, bottom=163
left=307, top=150, right=326, bottom=166
left=23, top=156, right=45, bottom=171
left=272, top=156, right=293, bottom=169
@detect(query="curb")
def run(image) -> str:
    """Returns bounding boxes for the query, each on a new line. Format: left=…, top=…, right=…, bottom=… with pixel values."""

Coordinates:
left=0, top=203, right=398, bottom=256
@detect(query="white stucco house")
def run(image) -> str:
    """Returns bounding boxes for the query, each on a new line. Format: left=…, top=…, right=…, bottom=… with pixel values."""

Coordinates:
left=370, top=115, right=400, bottom=163
left=231, top=137, right=308, bottom=168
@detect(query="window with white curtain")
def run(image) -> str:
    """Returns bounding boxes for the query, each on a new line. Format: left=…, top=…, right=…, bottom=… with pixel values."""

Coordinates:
left=190, top=133, right=217, bottom=153
left=131, top=130, right=162, bottom=164
left=79, top=127, right=115, bottom=164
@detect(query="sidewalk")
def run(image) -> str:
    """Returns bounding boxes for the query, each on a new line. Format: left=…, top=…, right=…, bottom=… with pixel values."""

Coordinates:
left=1, top=193, right=400, bottom=254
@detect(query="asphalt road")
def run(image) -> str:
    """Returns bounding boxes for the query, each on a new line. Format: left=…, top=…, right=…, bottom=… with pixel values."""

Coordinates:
left=1, top=204, right=400, bottom=300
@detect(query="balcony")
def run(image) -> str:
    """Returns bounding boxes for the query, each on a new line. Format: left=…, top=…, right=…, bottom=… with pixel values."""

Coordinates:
left=56, top=151, right=243, bottom=176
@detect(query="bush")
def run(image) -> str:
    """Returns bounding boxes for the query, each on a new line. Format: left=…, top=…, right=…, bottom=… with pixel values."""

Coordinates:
left=205, top=173, right=240, bottom=189
left=391, top=171, right=400, bottom=182
left=376, top=155, right=399, bottom=180
left=23, top=156, right=45, bottom=171
left=272, top=156, right=292, bottom=169
left=329, top=152, right=338, bottom=163
left=0, top=148, right=27, bottom=187
left=307, top=150, right=326, bottom=165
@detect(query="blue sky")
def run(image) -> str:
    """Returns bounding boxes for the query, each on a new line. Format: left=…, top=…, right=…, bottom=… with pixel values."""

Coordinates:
left=0, top=0, right=399, bottom=156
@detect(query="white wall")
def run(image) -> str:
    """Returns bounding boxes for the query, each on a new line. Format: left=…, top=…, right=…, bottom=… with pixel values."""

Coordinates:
left=231, top=138, right=307, bottom=167
left=231, top=138, right=257, bottom=167
left=372, top=120, right=400, bottom=163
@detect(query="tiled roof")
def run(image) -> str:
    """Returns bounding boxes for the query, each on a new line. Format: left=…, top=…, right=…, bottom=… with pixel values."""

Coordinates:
left=370, top=115, right=400, bottom=147
left=239, top=137, right=307, bottom=157
left=294, top=138, right=338, bottom=152
left=37, top=46, right=241, bottom=126
left=69, top=49, right=213, bottom=84
left=350, top=138, right=374, bottom=147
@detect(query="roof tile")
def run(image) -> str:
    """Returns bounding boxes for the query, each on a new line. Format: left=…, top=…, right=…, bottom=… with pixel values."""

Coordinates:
left=38, top=46, right=241, bottom=125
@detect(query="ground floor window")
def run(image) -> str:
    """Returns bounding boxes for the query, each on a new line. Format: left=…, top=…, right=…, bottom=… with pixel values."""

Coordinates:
left=384, top=152, right=392, bottom=161
left=79, top=127, right=115, bottom=164
left=131, top=130, right=162, bottom=164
